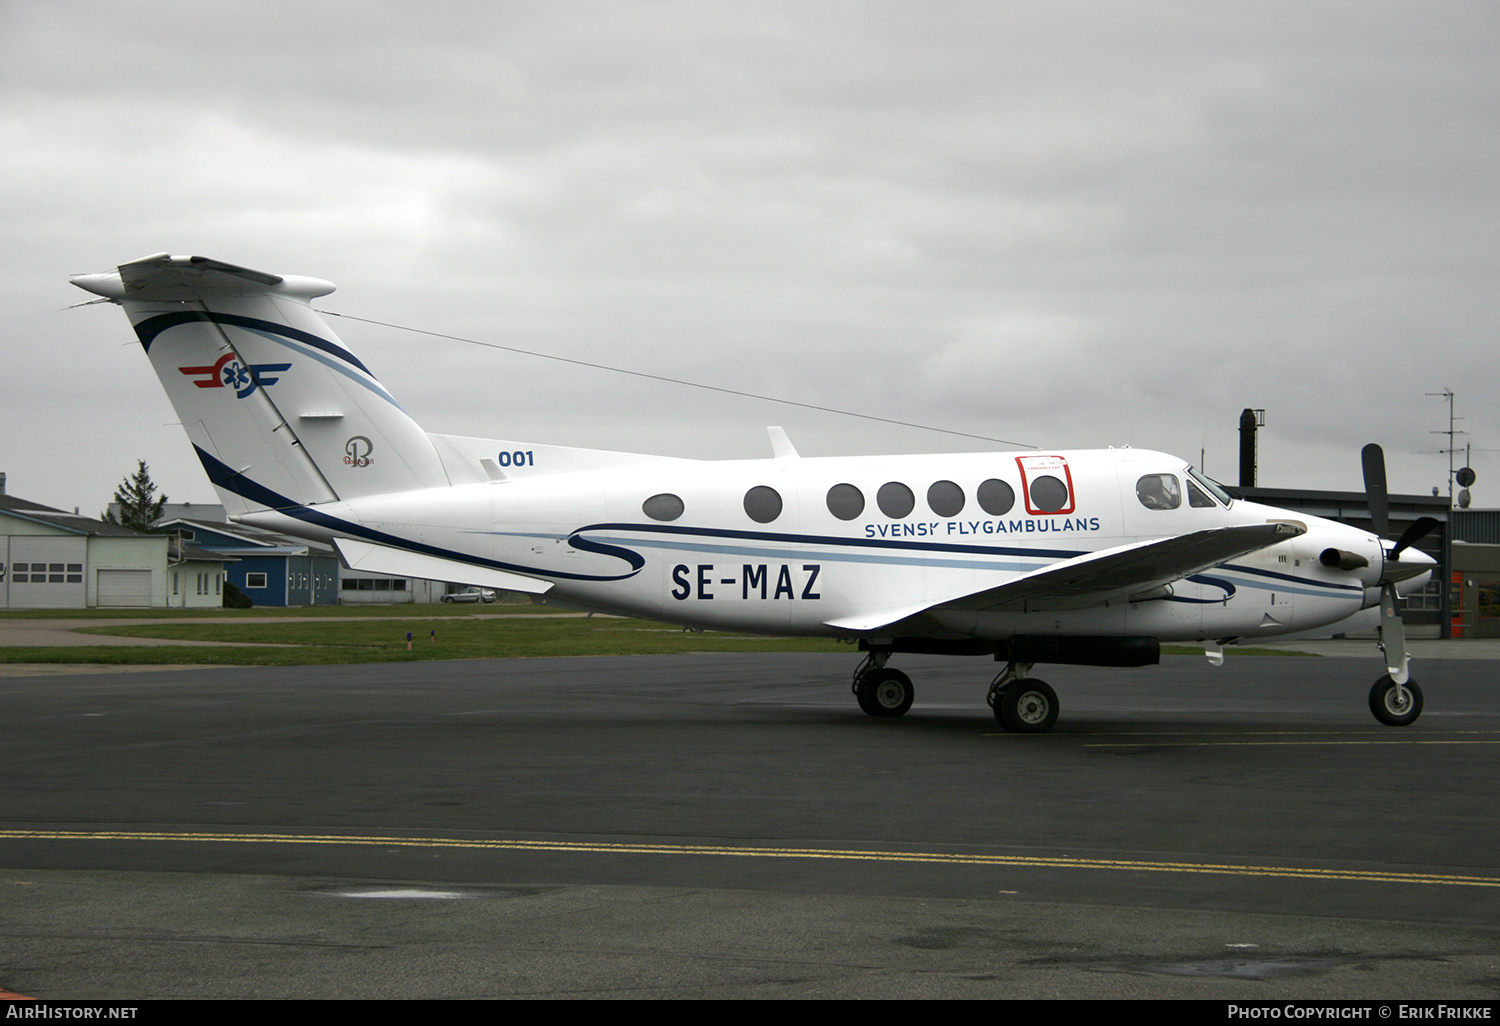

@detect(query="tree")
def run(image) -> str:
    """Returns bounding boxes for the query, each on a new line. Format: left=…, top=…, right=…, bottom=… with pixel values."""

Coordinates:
left=103, top=459, right=167, bottom=531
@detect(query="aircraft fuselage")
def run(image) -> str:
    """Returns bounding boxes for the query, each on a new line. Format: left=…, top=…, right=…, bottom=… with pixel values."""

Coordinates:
left=239, top=442, right=1392, bottom=646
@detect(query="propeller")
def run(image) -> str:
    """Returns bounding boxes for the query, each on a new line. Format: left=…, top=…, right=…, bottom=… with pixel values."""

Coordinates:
left=1391, top=516, right=1440, bottom=562
left=1360, top=444, right=1438, bottom=686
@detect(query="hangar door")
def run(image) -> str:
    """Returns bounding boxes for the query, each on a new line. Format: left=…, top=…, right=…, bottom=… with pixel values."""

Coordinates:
left=8, top=537, right=87, bottom=608
left=97, top=569, right=153, bottom=608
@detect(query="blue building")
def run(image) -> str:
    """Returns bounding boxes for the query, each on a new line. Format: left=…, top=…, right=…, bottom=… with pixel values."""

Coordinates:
left=157, top=518, right=339, bottom=607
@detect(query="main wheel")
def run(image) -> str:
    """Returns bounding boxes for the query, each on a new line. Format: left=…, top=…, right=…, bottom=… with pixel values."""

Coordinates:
left=1369, top=676, right=1423, bottom=726
left=855, top=668, right=914, bottom=718
left=995, top=678, right=1058, bottom=733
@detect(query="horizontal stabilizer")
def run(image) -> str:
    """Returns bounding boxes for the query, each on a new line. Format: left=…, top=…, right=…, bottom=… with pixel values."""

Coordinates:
left=334, top=538, right=553, bottom=596
left=70, top=253, right=336, bottom=302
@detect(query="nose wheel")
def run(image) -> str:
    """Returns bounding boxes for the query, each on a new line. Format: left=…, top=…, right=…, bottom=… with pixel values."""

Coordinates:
left=1369, top=675, right=1423, bottom=726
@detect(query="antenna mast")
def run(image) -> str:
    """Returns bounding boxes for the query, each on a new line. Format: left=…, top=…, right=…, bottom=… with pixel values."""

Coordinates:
left=1426, top=388, right=1464, bottom=508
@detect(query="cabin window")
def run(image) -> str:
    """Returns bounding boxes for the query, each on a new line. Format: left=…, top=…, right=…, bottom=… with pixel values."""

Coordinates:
left=1136, top=474, right=1182, bottom=510
left=877, top=482, right=915, bottom=519
left=826, top=483, right=865, bottom=521
left=643, top=493, right=685, bottom=522
left=926, top=480, right=965, bottom=517
left=743, top=485, right=783, bottom=524
left=976, top=479, right=1015, bottom=516
left=1027, top=475, right=1070, bottom=513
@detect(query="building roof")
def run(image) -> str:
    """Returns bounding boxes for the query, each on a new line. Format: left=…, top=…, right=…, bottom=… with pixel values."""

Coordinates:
left=1225, top=485, right=1449, bottom=525
left=0, top=494, right=161, bottom=538
left=155, top=517, right=335, bottom=558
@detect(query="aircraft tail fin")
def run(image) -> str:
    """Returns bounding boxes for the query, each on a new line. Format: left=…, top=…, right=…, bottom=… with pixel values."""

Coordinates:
left=71, top=254, right=449, bottom=514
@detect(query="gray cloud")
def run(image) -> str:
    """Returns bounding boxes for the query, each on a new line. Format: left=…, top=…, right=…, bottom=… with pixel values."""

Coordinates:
left=2, top=0, right=1495, bottom=511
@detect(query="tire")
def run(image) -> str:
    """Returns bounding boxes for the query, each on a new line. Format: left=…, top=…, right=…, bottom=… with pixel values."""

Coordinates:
left=1369, top=676, right=1423, bottom=726
left=995, top=678, right=1059, bottom=733
left=855, top=668, right=914, bottom=718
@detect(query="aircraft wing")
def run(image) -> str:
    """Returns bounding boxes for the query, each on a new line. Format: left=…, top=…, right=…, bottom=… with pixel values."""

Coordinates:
left=824, top=522, right=1302, bottom=632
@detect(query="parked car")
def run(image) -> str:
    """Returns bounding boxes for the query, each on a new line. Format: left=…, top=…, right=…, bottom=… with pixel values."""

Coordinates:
left=441, top=587, right=497, bottom=603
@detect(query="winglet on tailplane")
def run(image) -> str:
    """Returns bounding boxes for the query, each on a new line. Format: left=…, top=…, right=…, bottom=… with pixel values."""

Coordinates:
left=71, top=254, right=450, bottom=515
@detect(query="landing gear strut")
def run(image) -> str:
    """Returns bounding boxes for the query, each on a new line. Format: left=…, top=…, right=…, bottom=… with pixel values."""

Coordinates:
left=987, top=661, right=1059, bottom=733
left=852, top=652, right=914, bottom=718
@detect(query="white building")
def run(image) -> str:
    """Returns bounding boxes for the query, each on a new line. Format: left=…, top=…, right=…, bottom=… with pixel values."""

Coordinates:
left=1, top=483, right=226, bottom=609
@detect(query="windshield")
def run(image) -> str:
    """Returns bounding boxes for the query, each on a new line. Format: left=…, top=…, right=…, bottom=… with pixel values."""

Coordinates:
left=1187, top=466, right=1233, bottom=506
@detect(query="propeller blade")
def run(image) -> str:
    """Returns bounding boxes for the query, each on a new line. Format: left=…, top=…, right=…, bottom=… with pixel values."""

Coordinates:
left=1390, top=516, right=1439, bottom=561
left=1362, top=443, right=1390, bottom=539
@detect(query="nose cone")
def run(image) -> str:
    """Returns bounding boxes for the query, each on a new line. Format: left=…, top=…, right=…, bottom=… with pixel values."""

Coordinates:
left=1390, top=546, right=1436, bottom=597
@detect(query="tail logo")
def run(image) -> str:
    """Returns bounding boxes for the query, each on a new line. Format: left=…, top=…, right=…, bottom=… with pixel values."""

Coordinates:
left=178, top=352, right=291, bottom=398
left=344, top=436, right=374, bottom=467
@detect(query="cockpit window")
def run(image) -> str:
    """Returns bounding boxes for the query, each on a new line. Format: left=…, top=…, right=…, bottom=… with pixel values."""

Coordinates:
left=1187, top=479, right=1217, bottom=508
left=1187, top=466, right=1233, bottom=506
left=1136, top=474, right=1182, bottom=510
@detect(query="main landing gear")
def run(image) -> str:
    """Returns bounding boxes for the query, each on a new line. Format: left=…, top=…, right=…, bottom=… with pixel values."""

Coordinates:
left=851, top=653, right=914, bottom=717
left=986, top=661, right=1058, bottom=733
left=851, top=654, right=1061, bottom=732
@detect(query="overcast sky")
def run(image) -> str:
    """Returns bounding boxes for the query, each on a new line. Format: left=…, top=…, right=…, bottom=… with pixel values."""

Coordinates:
left=3, top=1, right=1495, bottom=515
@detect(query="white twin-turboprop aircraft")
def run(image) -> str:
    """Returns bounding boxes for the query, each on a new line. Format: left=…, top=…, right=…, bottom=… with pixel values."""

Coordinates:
left=71, top=254, right=1439, bottom=731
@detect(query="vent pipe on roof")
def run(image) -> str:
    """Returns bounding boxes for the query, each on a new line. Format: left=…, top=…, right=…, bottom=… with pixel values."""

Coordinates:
left=0, top=472, right=6, bottom=495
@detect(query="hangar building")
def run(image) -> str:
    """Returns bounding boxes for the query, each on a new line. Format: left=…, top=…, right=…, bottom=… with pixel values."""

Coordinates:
left=0, top=484, right=226, bottom=609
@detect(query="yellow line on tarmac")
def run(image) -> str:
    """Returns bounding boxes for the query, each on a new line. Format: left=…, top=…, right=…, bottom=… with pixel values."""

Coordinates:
left=2, top=829, right=1498, bottom=889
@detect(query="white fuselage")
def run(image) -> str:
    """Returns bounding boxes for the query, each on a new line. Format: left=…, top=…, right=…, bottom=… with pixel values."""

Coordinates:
left=242, top=442, right=1399, bottom=645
